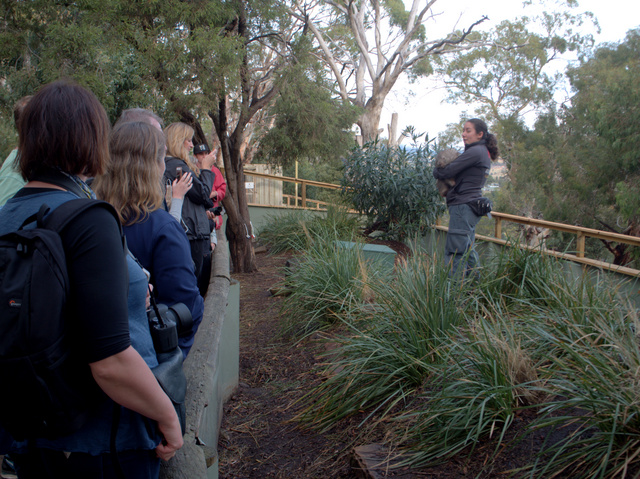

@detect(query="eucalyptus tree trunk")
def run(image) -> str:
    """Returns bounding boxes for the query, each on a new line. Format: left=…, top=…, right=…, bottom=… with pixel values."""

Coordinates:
left=357, top=96, right=385, bottom=143
left=207, top=1, right=278, bottom=273
left=210, top=97, right=258, bottom=274
left=222, top=135, right=257, bottom=274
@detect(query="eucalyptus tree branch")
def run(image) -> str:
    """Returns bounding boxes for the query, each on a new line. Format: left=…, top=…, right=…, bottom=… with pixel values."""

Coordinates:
left=289, top=1, right=350, bottom=100
left=345, top=1, right=378, bottom=83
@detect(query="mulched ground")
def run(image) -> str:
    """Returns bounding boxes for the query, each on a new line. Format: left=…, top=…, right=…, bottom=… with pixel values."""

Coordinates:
left=217, top=250, right=355, bottom=478
left=217, top=246, right=550, bottom=479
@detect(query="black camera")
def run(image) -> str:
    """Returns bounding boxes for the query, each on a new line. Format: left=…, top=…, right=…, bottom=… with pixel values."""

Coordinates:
left=148, top=303, right=193, bottom=354
left=211, top=206, right=223, bottom=216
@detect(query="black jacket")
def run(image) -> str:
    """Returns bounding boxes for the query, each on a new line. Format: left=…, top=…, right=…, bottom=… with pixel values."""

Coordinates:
left=164, top=156, right=215, bottom=241
left=432, top=140, right=491, bottom=206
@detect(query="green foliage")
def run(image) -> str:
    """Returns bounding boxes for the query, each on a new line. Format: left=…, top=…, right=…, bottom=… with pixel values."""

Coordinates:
left=523, top=303, right=640, bottom=478
left=257, top=210, right=317, bottom=253
left=438, top=9, right=596, bottom=124
left=471, top=243, right=563, bottom=309
left=255, top=49, right=360, bottom=168
left=290, top=240, right=640, bottom=475
left=257, top=206, right=359, bottom=254
left=279, top=231, right=382, bottom=338
left=0, top=120, right=17, bottom=162
left=616, top=182, right=640, bottom=223
left=296, top=250, right=465, bottom=431
left=0, top=0, right=346, bottom=273
left=0, top=0, right=241, bottom=124
left=400, top=314, right=543, bottom=467
left=564, top=28, right=640, bottom=224
left=341, top=139, right=445, bottom=240
left=500, top=29, right=640, bottom=266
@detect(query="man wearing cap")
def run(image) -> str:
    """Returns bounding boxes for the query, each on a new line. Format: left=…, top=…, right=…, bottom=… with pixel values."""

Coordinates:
left=194, top=142, right=227, bottom=295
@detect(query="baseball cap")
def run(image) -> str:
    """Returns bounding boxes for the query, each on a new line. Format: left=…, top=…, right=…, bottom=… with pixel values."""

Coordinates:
left=194, top=144, right=211, bottom=155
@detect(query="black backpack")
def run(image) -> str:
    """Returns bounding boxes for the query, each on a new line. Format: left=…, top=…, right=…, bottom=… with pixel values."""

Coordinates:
left=0, top=198, right=122, bottom=440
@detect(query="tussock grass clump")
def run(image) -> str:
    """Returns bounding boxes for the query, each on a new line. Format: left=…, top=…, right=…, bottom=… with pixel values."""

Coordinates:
left=284, top=236, right=638, bottom=476
left=523, top=305, right=640, bottom=479
left=397, top=313, right=547, bottom=468
left=257, top=205, right=359, bottom=253
left=469, top=244, right=566, bottom=311
left=280, top=232, right=382, bottom=338
left=296, top=251, right=465, bottom=431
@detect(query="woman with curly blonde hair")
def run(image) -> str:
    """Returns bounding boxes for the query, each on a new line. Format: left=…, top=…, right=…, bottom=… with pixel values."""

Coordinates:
left=163, top=122, right=216, bottom=294
left=94, top=121, right=204, bottom=357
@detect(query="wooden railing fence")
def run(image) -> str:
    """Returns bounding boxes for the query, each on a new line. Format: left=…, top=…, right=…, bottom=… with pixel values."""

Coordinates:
left=242, top=171, right=640, bottom=277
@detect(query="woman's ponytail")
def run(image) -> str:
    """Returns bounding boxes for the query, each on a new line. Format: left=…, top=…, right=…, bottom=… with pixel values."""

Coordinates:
left=485, top=133, right=499, bottom=160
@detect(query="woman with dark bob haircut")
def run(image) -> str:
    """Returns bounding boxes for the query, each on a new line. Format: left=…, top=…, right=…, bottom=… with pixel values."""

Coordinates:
left=0, top=79, right=182, bottom=478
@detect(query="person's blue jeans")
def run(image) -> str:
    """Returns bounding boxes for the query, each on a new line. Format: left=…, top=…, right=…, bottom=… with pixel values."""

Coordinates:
left=12, top=448, right=160, bottom=479
left=445, top=203, right=481, bottom=278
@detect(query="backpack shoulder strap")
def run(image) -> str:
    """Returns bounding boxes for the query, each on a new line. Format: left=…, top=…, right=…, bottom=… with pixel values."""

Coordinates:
left=44, top=199, right=124, bottom=247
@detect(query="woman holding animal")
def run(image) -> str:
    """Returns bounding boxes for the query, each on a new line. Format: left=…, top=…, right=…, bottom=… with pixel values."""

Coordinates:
left=433, top=118, right=499, bottom=277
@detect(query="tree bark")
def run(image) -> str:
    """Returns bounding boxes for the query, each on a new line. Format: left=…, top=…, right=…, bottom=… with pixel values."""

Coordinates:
left=599, top=220, right=640, bottom=267
left=224, top=126, right=257, bottom=273
left=358, top=96, right=384, bottom=143
left=205, top=1, right=279, bottom=273
left=210, top=96, right=258, bottom=273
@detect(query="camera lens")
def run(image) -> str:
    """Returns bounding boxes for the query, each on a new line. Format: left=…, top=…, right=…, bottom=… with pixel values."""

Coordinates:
left=166, top=303, right=193, bottom=338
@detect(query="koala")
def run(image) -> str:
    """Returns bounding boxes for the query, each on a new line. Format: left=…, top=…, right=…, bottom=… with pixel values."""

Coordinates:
left=434, top=148, right=459, bottom=197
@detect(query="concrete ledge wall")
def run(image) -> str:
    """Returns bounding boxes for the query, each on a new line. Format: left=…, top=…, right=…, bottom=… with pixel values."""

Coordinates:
left=161, top=236, right=239, bottom=479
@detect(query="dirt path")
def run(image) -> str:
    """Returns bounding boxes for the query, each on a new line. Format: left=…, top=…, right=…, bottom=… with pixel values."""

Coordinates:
left=218, top=251, right=356, bottom=478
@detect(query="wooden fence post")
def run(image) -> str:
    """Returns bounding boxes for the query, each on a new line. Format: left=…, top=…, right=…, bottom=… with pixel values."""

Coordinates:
left=301, top=182, right=307, bottom=209
left=576, top=232, right=586, bottom=258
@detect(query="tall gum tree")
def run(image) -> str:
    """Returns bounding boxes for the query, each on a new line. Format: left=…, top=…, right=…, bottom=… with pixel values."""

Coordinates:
left=558, top=28, right=640, bottom=265
left=160, top=0, right=302, bottom=273
left=195, top=0, right=311, bottom=272
left=435, top=7, right=596, bottom=155
left=492, top=29, right=640, bottom=266
left=291, top=0, right=490, bottom=142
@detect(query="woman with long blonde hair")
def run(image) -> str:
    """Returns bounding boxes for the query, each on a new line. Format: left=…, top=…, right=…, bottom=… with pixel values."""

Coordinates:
left=94, top=121, right=204, bottom=358
left=165, top=122, right=199, bottom=173
left=96, top=122, right=165, bottom=225
left=163, top=122, right=216, bottom=295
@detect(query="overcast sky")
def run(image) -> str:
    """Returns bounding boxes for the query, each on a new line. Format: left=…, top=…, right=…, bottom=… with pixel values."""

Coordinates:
left=381, top=0, right=640, bottom=141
